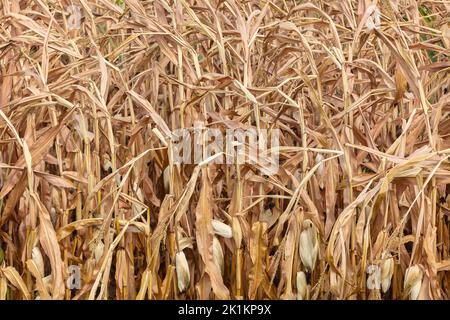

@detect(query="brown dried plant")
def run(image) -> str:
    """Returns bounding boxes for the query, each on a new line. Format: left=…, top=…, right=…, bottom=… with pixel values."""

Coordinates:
left=0, top=0, right=449, bottom=300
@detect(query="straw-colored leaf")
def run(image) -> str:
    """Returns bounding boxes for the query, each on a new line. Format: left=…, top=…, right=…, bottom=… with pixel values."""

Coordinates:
left=195, top=170, right=230, bottom=299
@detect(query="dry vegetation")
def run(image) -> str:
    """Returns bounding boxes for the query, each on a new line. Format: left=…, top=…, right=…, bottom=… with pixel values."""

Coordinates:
left=0, top=0, right=449, bottom=300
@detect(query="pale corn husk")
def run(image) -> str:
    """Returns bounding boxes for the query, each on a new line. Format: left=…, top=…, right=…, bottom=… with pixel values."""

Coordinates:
left=259, top=208, right=278, bottom=229
left=315, top=153, right=325, bottom=176
left=115, top=174, right=122, bottom=186
left=409, top=280, right=422, bottom=300
left=315, top=153, right=325, bottom=189
left=31, top=247, right=45, bottom=276
left=175, top=251, right=190, bottom=293
left=94, top=240, right=104, bottom=262
left=381, top=254, right=394, bottom=293
left=299, top=219, right=319, bottom=272
left=178, top=237, right=194, bottom=251
left=404, top=265, right=422, bottom=300
left=104, top=156, right=121, bottom=186
left=296, top=271, right=307, bottom=300
left=212, top=236, right=224, bottom=275
left=42, top=275, right=52, bottom=293
left=102, top=157, right=112, bottom=172
left=0, top=0, right=448, bottom=302
left=366, top=5, right=381, bottom=31
left=212, top=219, right=232, bottom=238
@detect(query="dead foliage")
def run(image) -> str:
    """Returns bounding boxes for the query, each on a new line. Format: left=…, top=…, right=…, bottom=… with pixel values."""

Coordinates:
left=0, top=0, right=449, bottom=300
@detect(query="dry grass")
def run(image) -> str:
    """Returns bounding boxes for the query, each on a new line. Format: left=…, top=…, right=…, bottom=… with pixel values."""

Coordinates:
left=0, top=0, right=449, bottom=300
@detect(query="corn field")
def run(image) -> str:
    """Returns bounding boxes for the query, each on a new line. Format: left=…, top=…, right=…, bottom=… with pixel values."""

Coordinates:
left=0, top=0, right=449, bottom=300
